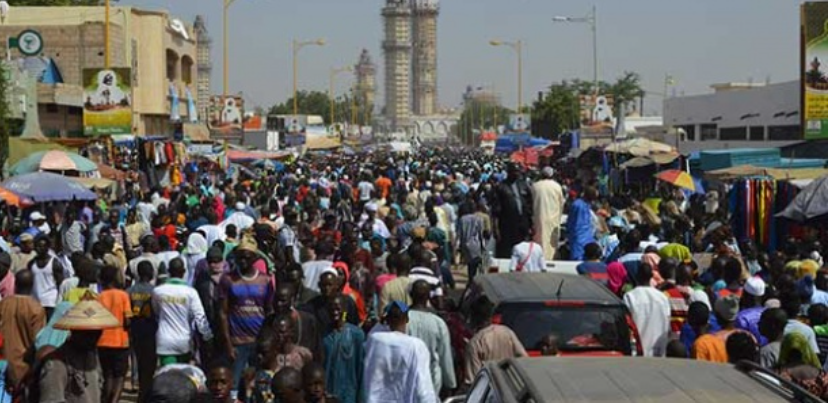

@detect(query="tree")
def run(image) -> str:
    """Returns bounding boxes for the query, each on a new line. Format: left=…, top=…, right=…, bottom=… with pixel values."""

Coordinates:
left=531, top=81, right=581, bottom=138
left=608, top=71, right=643, bottom=117
left=530, top=73, right=644, bottom=138
left=457, top=99, right=512, bottom=146
left=268, top=90, right=372, bottom=127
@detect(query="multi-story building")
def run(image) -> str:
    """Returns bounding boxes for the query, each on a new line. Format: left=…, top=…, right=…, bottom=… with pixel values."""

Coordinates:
left=0, top=6, right=199, bottom=137
left=355, top=49, right=376, bottom=113
left=194, top=15, right=212, bottom=124
left=381, top=0, right=412, bottom=133
left=411, top=0, right=438, bottom=117
left=664, top=81, right=801, bottom=143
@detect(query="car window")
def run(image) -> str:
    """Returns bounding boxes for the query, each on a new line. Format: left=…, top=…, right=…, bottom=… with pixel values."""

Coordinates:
left=499, top=304, right=631, bottom=353
left=467, top=372, right=491, bottom=403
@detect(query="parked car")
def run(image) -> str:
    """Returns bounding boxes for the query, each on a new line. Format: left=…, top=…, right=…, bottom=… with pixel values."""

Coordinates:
left=454, top=272, right=642, bottom=358
left=450, top=357, right=823, bottom=403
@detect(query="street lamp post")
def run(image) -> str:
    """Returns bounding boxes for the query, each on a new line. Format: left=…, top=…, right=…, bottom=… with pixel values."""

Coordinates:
left=293, top=38, right=326, bottom=116
left=329, top=66, right=352, bottom=130
left=489, top=40, right=523, bottom=113
left=553, top=5, right=598, bottom=95
left=223, top=0, right=240, bottom=98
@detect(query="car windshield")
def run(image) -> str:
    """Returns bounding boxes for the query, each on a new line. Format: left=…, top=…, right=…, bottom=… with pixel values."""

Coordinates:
left=499, top=304, right=631, bottom=353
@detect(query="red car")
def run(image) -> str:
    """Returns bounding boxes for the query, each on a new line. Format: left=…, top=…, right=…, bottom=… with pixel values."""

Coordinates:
left=453, top=273, right=643, bottom=359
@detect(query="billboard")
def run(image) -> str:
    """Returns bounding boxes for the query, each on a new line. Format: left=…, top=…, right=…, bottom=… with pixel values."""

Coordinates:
left=507, top=114, right=531, bottom=132
left=208, top=95, right=245, bottom=131
left=83, top=68, right=132, bottom=136
left=802, top=2, right=828, bottom=140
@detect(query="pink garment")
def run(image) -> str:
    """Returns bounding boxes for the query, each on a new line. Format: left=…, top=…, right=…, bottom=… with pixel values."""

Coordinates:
left=642, top=253, right=664, bottom=287
left=606, top=262, right=627, bottom=296
left=375, top=274, right=397, bottom=293
left=0, top=271, right=14, bottom=299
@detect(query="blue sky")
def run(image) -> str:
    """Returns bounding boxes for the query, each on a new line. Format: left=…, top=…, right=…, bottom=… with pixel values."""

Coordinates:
left=123, top=0, right=805, bottom=114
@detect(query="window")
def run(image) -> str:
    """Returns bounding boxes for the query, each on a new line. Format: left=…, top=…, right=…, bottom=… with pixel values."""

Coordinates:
left=45, top=104, right=59, bottom=113
left=467, top=373, right=492, bottom=403
left=181, top=56, right=194, bottom=85
left=68, top=106, right=83, bottom=115
left=680, top=125, right=696, bottom=141
left=166, top=49, right=179, bottom=81
left=768, top=125, right=801, bottom=141
left=719, top=126, right=747, bottom=141
left=499, top=304, right=631, bottom=353
left=700, top=124, right=718, bottom=141
left=749, top=126, right=765, bottom=141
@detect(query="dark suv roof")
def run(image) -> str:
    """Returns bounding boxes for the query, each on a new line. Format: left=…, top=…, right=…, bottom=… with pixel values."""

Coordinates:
left=474, top=273, right=621, bottom=306
left=491, top=357, right=798, bottom=403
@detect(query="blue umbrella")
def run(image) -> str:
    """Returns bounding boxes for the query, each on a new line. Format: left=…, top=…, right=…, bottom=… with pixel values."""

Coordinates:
left=1, top=172, right=97, bottom=202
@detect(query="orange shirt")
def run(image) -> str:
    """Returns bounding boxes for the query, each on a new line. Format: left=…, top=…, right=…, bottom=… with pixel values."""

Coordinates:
left=691, top=334, right=728, bottom=363
left=98, top=289, right=132, bottom=348
left=376, top=177, right=392, bottom=199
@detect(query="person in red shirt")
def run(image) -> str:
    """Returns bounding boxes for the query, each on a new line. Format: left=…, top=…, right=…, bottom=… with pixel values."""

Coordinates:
left=656, top=258, right=689, bottom=339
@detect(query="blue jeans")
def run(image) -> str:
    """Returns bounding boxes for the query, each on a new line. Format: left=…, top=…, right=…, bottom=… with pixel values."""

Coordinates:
left=232, top=343, right=257, bottom=391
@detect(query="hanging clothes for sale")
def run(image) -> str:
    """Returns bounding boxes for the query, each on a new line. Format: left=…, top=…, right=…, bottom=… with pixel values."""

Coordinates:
left=728, top=177, right=779, bottom=253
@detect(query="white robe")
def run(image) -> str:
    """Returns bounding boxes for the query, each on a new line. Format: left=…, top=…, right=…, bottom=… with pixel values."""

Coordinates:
left=623, top=287, right=671, bottom=357
left=363, top=331, right=437, bottom=403
left=532, top=179, right=565, bottom=260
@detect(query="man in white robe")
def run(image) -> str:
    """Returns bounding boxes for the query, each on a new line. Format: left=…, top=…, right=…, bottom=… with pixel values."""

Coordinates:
left=532, top=167, right=565, bottom=260
left=623, top=262, right=671, bottom=357
left=363, top=301, right=437, bottom=403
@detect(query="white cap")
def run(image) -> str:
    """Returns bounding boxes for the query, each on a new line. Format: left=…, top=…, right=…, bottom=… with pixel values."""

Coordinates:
left=30, top=211, right=46, bottom=221
left=744, top=277, right=766, bottom=297
left=235, top=202, right=245, bottom=211
left=365, top=202, right=378, bottom=212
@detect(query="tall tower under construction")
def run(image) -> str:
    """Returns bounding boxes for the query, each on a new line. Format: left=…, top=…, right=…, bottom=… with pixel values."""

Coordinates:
left=411, top=0, right=438, bottom=116
left=382, top=0, right=412, bottom=132
left=194, top=15, right=212, bottom=123
left=355, top=49, right=377, bottom=113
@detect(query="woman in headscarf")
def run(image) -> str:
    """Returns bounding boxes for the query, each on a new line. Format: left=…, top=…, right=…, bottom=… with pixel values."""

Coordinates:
left=332, top=262, right=367, bottom=324
left=184, top=233, right=208, bottom=285
left=777, top=332, right=827, bottom=401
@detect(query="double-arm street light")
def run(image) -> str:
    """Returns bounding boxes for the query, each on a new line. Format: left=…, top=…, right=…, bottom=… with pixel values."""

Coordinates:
left=293, top=38, right=326, bottom=116
left=489, top=39, right=523, bottom=113
left=553, top=5, right=598, bottom=95
left=329, top=66, right=353, bottom=128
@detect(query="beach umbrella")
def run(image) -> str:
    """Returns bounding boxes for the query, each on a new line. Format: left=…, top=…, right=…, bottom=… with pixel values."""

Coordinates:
left=777, top=175, right=827, bottom=222
left=10, top=151, right=98, bottom=175
left=1, top=172, right=97, bottom=202
left=654, top=169, right=696, bottom=192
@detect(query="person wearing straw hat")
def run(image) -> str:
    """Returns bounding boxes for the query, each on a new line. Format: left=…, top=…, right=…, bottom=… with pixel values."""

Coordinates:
left=217, top=236, right=274, bottom=392
left=36, top=297, right=120, bottom=403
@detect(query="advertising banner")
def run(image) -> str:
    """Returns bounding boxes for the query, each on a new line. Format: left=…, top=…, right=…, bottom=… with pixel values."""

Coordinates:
left=507, top=114, right=531, bottom=132
left=802, top=2, right=828, bottom=140
left=208, top=95, right=245, bottom=131
left=83, top=68, right=132, bottom=136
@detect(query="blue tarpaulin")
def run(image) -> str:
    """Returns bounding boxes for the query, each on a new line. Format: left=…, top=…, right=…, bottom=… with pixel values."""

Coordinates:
left=494, top=133, right=551, bottom=154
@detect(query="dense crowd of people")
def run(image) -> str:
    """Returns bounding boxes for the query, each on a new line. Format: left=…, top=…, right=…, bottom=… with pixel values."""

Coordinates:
left=0, top=148, right=825, bottom=402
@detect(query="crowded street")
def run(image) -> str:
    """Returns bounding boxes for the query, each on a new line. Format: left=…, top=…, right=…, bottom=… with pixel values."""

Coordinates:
left=0, top=0, right=827, bottom=403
